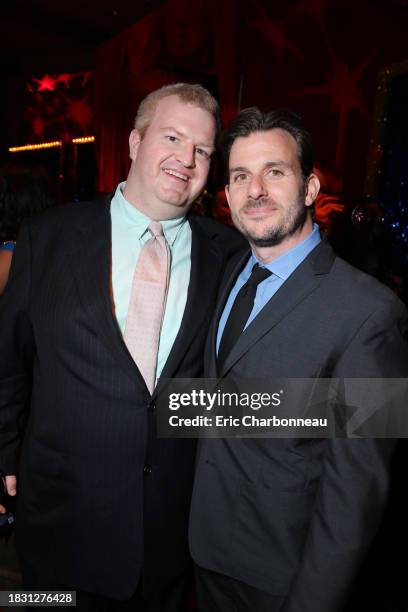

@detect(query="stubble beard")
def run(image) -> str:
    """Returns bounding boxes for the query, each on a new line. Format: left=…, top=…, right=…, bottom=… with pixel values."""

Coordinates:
left=232, top=190, right=308, bottom=247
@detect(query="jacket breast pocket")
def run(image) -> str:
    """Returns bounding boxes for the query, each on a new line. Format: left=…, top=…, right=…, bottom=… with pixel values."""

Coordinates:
left=258, top=442, right=316, bottom=492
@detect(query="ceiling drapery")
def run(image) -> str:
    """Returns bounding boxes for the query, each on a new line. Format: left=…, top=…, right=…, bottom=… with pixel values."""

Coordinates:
left=93, top=0, right=237, bottom=192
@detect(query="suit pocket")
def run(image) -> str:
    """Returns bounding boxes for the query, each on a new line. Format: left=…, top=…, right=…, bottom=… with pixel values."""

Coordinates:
left=259, top=443, right=314, bottom=492
left=19, top=440, right=66, bottom=514
left=232, top=481, right=317, bottom=593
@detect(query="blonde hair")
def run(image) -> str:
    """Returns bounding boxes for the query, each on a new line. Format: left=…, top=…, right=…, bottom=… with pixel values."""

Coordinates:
left=134, top=83, right=220, bottom=138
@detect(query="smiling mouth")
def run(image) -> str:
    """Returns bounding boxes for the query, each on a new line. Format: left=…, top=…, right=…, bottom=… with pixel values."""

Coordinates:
left=163, top=168, right=189, bottom=182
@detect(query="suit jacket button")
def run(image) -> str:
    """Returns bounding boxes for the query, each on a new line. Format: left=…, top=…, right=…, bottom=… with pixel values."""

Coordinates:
left=143, top=465, right=153, bottom=475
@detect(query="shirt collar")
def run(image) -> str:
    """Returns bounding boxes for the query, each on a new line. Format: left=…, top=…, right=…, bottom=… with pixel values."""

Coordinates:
left=112, top=181, right=187, bottom=246
left=250, top=223, right=322, bottom=280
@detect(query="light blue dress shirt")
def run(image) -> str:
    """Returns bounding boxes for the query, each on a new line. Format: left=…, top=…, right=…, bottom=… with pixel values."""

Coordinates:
left=110, top=182, right=192, bottom=379
left=216, top=224, right=322, bottom=353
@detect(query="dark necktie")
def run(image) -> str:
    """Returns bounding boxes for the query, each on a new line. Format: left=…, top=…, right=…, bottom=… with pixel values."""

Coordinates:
left=217, top=264, right=272, bottom=371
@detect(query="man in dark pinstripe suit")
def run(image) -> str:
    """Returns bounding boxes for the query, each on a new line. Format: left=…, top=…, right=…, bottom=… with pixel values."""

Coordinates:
left=0, top=83, right=244, bottom=611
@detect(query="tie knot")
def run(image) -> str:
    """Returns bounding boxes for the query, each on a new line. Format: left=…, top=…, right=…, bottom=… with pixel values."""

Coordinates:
left=247, top=263, right=272, bottom=287
left=149, top=221, right=164, bottom=238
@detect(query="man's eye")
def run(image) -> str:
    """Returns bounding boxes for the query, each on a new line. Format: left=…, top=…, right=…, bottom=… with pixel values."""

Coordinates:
left=267, top=168, right=284, bottom=177
left=196, top=148, right=210, bottom=160
left=165, top=135, right=179, bottom=143
left=233, top=174, right=248, bottom=182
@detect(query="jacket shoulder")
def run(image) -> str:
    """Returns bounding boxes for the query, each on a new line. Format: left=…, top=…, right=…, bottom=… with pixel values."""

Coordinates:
left=332, top=255, right=406, bottom=311
left=190, top=214, right=247, bottom=256
left=27, top=195, right=111, bottom=230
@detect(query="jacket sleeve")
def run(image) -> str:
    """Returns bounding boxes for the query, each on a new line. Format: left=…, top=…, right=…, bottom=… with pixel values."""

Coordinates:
left=283, top=298, right=408, bottom=612
left=0, top=223, right=35, bottom=474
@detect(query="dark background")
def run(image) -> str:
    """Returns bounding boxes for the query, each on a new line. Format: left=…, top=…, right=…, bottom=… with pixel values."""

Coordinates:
left=2, top=0, right=408, bottom=270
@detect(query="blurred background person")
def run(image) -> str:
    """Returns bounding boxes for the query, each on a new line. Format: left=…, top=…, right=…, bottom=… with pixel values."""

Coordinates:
left=0, top=164, right=56, bottom=294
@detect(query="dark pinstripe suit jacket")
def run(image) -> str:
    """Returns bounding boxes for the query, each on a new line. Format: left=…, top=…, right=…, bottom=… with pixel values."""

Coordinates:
left=0, top=195, right=245, bottom=599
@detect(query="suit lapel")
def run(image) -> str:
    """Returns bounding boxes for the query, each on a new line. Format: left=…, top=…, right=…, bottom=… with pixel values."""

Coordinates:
left=68, top=196, right=145, bottom=387
left=155, top=215, right=225, bottom=394
left=219, top=241, right=336, bottom=376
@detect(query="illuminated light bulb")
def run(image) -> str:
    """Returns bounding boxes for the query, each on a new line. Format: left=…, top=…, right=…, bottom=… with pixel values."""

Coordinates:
left=72, top=136, right=95, bottom=144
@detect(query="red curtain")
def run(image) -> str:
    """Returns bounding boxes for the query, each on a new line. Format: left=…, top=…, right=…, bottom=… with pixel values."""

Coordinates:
left=93, top=0, right=238, bottom=192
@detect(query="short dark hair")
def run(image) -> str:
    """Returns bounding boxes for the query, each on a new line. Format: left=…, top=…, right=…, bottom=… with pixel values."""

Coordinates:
left=222, top=107, right=314, bottom=181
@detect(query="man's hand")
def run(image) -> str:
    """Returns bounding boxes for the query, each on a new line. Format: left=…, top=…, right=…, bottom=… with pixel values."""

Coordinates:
left=0, top=474, right=17, bottom=513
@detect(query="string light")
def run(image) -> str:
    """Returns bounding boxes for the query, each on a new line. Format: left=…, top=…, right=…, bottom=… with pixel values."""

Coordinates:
left=8, top=136, right=95, bottom=153
left=9, top=141, right=62, bottom=153
left=72, top=136, right=95, bottom=144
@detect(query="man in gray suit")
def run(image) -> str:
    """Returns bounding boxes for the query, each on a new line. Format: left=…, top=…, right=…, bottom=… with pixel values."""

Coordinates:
left=189, top=108, right=408, bottom=611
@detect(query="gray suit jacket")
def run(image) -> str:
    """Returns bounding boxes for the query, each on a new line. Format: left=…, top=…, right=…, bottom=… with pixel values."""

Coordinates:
left=190, top=240, right=408, bottom=612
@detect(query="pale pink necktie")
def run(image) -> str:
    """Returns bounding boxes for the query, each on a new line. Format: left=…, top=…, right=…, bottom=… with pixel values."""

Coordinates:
left=124, top=221, right=170, bottom=393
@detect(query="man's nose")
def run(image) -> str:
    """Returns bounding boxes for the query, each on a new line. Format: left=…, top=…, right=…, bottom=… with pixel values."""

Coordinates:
left=248, top=175, right=267, bottom=198
left=177, top=143, right=196, bottom=168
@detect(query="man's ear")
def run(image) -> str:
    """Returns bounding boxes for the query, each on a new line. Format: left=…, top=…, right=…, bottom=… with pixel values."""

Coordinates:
left=305, top=173, right=320, bottom=207
left=225, top=184, right=231, bottom=208
left=129, top=129, right=142, bottom=161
